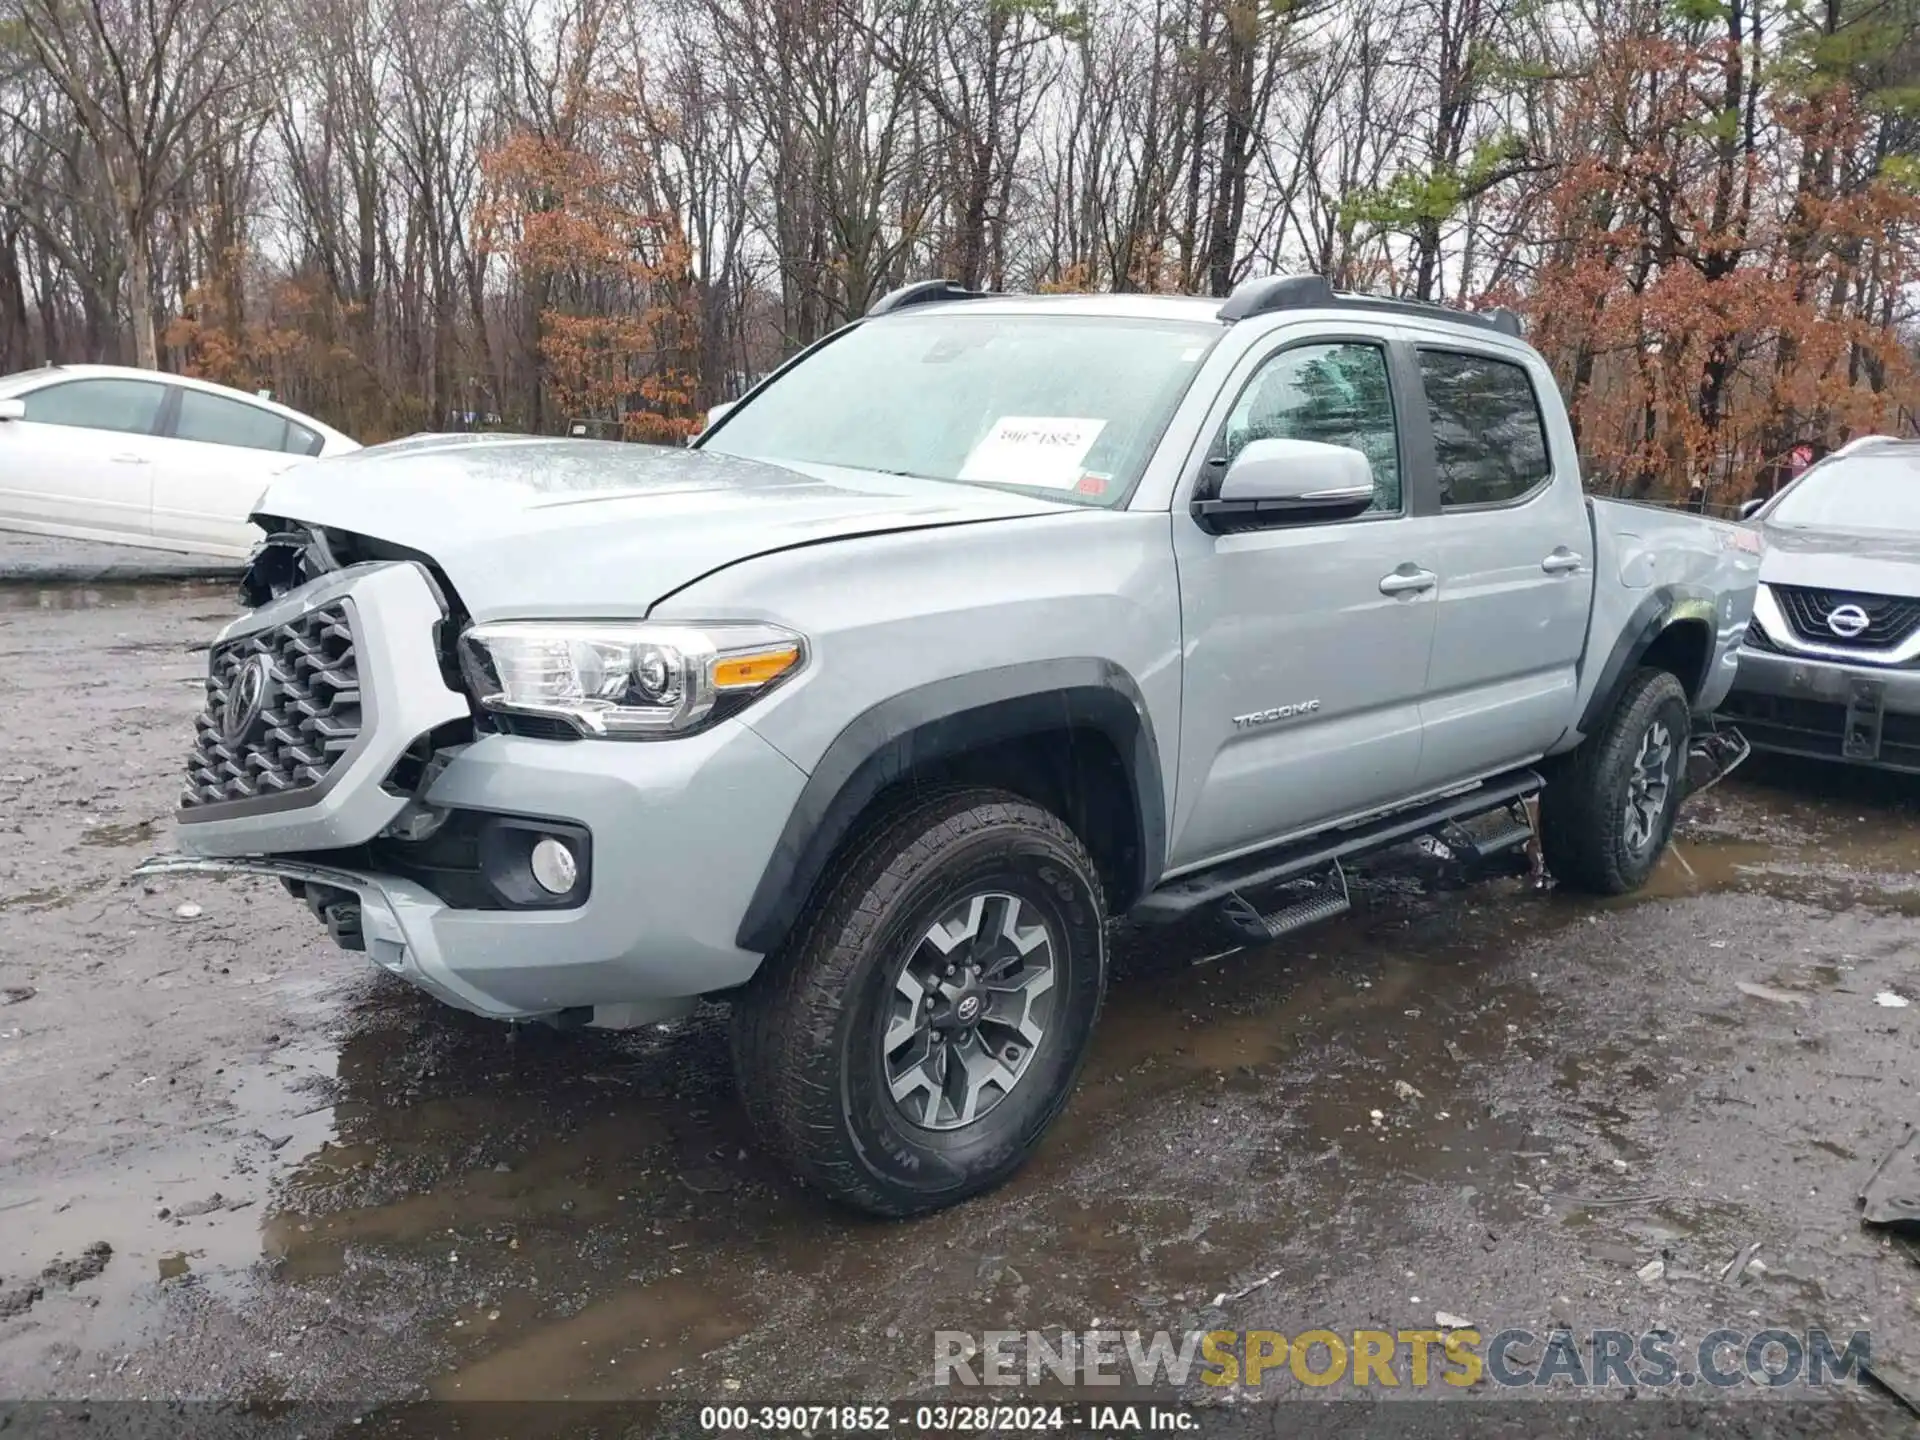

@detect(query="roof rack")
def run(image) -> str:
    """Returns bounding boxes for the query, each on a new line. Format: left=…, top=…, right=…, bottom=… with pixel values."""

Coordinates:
left=1217, top=275, right=1334, bottom=320
left=1217, top=274, right=1524, bottom=338
left=867, top=279, right=990, bottom=317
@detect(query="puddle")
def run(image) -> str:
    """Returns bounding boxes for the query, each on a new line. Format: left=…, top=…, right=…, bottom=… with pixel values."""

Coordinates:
left=1626, top=764, right=1920, bottom=912
left=433, top=1272, right=759, bottom=1400
left=78, top=818, right=160, bottom=848
left=0, top=886, right=79, bottom=912
left=10, top=745, right=1920, bottom=1405
left=0, top=1034, right=342, bottom=1358
left=205, top=881, right=1586, bottom=1399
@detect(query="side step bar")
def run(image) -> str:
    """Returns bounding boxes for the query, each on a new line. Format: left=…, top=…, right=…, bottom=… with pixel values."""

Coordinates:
left=1434, top=815, right=1536, bottom=864
left=1222, top=862, right=1351, bottom=942
left=1132, top=768, right=1545, bottom=924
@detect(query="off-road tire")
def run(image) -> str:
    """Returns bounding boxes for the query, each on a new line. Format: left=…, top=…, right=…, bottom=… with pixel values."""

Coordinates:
left=730, top=786, right=1107, bottom=1217
left=1539, top=667, right=1691, bottom=895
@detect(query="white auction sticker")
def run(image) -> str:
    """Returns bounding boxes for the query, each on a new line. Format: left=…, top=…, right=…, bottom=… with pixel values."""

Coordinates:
left=958, top=416, right=1107, bottom=489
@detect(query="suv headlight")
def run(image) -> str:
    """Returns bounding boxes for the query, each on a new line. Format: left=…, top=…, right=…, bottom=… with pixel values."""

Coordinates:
left=459, top=621, right=805, bottom=738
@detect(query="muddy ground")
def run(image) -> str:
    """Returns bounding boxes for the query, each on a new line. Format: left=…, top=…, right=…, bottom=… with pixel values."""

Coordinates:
left=2, top=578, right=1919, bottom=1435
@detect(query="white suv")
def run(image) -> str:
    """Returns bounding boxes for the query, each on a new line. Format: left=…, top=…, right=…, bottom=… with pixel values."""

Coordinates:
left=0, top=364, right=358, bottom=557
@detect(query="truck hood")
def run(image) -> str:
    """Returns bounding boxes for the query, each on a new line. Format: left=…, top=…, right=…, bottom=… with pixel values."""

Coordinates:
left=253, top=435, right=1075, bottom=617
left=1758, top=521, right=1920, bottom=598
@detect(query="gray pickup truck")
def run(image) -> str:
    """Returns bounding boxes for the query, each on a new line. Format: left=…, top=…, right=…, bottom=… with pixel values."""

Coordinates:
left=138, top=276, right=1760, bottom=1216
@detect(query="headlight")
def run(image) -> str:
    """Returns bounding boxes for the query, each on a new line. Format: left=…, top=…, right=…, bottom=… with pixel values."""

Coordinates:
left=459, top=621, right=805, bottom=738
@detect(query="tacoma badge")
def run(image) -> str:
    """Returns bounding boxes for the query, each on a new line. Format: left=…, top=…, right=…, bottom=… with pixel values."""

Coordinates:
left=1233, top=699, right=1322, bottom=730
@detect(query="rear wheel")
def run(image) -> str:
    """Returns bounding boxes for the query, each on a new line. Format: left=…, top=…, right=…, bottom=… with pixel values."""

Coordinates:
left=730, top=786, right=1106, bottom=1217
left=1540, top=667, right=1691, bottom=895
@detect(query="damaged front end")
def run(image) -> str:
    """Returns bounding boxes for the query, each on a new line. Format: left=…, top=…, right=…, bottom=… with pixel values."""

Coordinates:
left=139, top=524, right=505, bottom=999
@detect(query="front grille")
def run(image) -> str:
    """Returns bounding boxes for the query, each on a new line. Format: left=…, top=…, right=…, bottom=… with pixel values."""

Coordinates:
left=1773, top=585, right=1920, bottom=650
left=182, top=603, right=363, bottom=809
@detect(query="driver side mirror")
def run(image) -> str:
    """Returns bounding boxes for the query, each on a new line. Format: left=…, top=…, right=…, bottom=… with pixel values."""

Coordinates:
left=1737, top=497, right=1765, bottom=521
left=1192, top=437, right=1376, bottom=533
left=0, top=398, right=24, bottom=422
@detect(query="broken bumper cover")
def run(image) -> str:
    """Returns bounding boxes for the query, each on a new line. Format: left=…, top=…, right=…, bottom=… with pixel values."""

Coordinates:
left=137, top=719, right=808, bottom=1021
left=134, top=851, right=535, bottom=1017
left=144, top=555, right=813, bottom=1022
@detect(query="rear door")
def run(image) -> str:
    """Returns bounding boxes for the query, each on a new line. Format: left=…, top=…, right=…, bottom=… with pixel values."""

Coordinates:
left=150, top=387, right=318, bottom=551
left=1166, top=327, right=1442, bottom=870
left=0, top=376, right=170, bottom=538
left=1409, top=342, right=1594, bottom=789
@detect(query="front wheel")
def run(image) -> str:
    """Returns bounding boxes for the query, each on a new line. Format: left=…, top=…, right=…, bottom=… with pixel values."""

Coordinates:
left=730, top=786, right=1107, bottom=1217
left=1539, top=667, right=1691, bottom=895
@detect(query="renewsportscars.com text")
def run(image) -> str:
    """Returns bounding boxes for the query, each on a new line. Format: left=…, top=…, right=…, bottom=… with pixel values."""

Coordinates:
left=935, top=1327, right=1872, bottom=1391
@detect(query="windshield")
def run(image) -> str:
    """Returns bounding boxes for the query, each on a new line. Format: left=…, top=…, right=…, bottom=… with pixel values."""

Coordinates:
left=1768, top=452, right=1920, bottom=532
left=700, top=312, right=1220, bottom=506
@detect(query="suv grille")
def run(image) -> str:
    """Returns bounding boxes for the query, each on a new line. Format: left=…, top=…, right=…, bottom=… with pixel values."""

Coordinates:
left=182, top=604, right=363, bottom=809
left=1773, top=585, right=1920, bottom=650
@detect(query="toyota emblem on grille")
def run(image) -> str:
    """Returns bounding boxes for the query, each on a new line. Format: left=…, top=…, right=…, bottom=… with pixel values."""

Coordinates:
left=218, top=653, right=275, bottom=743
left=1826, top=603, right=1871, bottom=640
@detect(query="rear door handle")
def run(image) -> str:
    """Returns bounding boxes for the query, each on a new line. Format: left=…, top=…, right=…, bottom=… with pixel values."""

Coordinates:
left=1379, top=566, right=1438, bottom=596
left=111, top=453, right=151, bottom=465
left=1541, top=548, right=1583, bottom=575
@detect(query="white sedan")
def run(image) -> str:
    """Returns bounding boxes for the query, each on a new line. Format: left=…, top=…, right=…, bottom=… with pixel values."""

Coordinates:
left=0, top=364, right=359, bottom=557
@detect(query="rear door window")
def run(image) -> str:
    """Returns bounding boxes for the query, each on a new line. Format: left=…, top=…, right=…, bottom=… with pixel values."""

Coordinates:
left=284, top=421, right=323, bottom=457
left=172, top=388, right=293, bottom=452
left=21, top=378, right=168, bottom=436
left=1418, top=349, right=1552, bottom=507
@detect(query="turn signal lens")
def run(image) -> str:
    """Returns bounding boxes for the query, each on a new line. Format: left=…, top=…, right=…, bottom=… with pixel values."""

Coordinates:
left=713, top=645, right=801, bottom=690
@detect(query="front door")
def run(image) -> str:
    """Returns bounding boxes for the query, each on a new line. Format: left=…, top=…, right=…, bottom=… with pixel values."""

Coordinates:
left=0, top=376, right=169, bottom=538
left=1166, top=332, right=1439, bottom=871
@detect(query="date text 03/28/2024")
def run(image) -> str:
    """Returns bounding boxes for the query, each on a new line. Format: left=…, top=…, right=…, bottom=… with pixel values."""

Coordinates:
left=698, top=1404, right=1192, bottom=1433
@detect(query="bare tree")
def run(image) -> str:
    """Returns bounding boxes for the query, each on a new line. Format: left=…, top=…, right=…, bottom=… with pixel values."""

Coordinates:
left=13, top=0, right=268, bottom=367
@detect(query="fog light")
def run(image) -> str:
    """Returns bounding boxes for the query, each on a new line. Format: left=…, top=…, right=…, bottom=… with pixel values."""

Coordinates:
left=530, top=836, right=579, bottom=895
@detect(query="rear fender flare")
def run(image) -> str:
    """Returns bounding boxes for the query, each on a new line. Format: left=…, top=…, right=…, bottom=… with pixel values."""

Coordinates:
left=1577, top=584, right=1719, bottom=737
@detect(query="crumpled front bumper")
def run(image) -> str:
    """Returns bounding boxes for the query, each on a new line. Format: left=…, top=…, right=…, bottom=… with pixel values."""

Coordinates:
left=134, top=852, right=531, bottom=1018
left=138, top=705, right=811, bottom=1022
left=144, top=559, right=813, bottom=1024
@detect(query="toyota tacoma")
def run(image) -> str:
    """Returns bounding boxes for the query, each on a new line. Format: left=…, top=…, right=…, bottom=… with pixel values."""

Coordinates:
left=138, top=276, right=1760, bottom=1216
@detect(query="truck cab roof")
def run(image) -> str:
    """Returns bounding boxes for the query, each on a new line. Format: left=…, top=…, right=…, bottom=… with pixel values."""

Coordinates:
left=867, top=274, right=1525, bottom=340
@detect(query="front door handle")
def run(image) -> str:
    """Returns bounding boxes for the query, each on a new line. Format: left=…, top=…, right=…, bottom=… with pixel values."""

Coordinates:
left=111, top=453, right=151, bottom=465
left=1379, top=566, right=1438, bottom=596
left=1541, top=548, right=1583, bottom=575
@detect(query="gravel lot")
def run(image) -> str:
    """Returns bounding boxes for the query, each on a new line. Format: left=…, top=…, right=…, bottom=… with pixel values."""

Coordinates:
left=2, top=576, right=1918, bottom=1436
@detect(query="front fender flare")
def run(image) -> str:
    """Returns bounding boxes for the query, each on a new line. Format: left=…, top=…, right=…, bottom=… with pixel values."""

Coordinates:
left=735, top=659, right=1166, bottom=956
